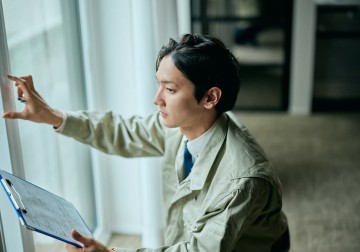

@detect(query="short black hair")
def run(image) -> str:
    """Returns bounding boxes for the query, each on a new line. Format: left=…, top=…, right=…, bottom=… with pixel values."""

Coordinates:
left=156, top=34, right=241, bottom=115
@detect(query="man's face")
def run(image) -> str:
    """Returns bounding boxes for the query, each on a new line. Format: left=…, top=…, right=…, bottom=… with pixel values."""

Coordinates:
left=154, top=55, right=207, bottom=130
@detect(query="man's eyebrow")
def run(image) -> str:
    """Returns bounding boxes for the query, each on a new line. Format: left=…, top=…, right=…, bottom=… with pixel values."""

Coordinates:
left=155, top=73, right=180, bottom=85
left=156, top=78, right=178, bottom=85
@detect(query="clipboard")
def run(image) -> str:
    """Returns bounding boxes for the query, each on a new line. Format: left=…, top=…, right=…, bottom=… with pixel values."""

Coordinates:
left=0, top=169, right=93, bottom=248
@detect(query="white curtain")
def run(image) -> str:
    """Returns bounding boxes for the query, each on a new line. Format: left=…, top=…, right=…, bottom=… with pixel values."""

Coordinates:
left=79, top=0, right=190, bottom=247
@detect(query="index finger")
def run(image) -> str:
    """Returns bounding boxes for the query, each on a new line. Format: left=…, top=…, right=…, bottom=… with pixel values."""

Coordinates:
left=7, top=75, right=31, bottom=99
left=18, top=75, right=35, bottom=91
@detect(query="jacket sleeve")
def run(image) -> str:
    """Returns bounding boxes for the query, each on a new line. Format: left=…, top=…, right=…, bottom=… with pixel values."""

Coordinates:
left=60, top=111, right=165, bottom=157
left=113, top=178, right=287, bottom=252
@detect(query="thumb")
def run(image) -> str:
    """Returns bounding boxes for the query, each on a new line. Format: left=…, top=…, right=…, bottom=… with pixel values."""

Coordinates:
left=71, top=229, right=92, bottom=246
left=3, top=111, right=25, bottom=120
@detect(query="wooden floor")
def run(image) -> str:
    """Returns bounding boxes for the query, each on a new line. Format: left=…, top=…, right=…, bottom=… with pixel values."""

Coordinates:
left=237, top=112, right=360, bottom=252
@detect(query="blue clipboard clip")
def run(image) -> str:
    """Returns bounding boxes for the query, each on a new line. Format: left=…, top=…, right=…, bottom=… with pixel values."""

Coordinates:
left=1, top=178, right=27, bottom=214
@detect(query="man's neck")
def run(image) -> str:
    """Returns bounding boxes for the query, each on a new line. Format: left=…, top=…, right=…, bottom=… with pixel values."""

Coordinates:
left=181, top=111, right=219, bottom=140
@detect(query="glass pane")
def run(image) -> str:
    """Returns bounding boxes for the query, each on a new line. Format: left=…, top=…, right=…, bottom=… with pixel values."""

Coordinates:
left=191, top=0, right=290, bottom=110
left=312, top=5, right=360, bottom=111
left=2, top=0, right=96, bottom=250
left=192, top=0, right=262, bottom=17
left=193, top=20, right=285, bottom=109
left=192, top=0, right=287, bottom=18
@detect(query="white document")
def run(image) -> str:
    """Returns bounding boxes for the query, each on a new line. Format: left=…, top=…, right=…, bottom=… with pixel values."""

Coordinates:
left=0, top=169, right=92, bottom=248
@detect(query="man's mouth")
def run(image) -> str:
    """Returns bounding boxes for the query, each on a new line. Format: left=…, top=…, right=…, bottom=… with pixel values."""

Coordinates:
left=159, top=111, right=167, bottom=118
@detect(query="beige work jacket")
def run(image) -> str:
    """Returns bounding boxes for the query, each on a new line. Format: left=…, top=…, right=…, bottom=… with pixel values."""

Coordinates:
left=62, top=111, right=289, bottom=252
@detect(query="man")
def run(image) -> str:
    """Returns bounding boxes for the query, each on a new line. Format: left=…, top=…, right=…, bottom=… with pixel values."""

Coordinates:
left=3, top=34, right=289, bottom=251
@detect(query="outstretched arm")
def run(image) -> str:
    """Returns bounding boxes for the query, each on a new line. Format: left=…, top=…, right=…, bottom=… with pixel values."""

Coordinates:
left=2, top=75, right=63, bottom=127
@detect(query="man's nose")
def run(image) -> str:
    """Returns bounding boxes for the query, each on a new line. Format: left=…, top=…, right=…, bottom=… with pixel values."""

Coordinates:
left=153, top=89, right=163, bottom=106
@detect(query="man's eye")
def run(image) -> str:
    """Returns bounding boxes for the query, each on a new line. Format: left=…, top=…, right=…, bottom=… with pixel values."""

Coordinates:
left=167, top=88, right=175, bottom=93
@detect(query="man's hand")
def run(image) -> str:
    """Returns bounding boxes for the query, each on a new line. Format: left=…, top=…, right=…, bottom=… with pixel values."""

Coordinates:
left=66, top=229, right=114, bottom=252
left=2, top=75, right=63, bottom=127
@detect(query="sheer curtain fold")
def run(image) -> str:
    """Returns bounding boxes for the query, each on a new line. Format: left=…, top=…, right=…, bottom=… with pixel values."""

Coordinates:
left=78, top=0, right=190, bottom=247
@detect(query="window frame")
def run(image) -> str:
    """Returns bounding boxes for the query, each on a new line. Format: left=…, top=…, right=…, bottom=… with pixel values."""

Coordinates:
left=0, top=1, right=35, bottom=250
left=0, top=1, right=103, bottom=251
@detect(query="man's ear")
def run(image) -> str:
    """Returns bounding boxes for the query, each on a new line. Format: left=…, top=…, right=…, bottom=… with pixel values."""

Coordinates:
left=203, top=87, right=222, bottom=109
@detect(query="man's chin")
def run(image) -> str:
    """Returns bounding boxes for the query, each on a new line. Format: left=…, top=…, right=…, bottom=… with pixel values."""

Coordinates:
left=160, top=118, right=177, bottom=128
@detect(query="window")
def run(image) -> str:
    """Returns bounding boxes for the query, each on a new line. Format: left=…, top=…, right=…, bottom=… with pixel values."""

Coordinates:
left=1, top=0, right=96, bottom=251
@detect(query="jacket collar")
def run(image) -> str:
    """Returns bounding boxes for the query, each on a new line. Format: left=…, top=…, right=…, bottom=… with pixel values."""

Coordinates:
left=186, top=113, right=228, bottom=191
left=169, top=113, right=228, bottom=205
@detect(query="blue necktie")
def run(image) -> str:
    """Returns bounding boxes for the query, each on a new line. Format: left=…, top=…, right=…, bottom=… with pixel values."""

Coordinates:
left=184, top=142, right=193, bottom=178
